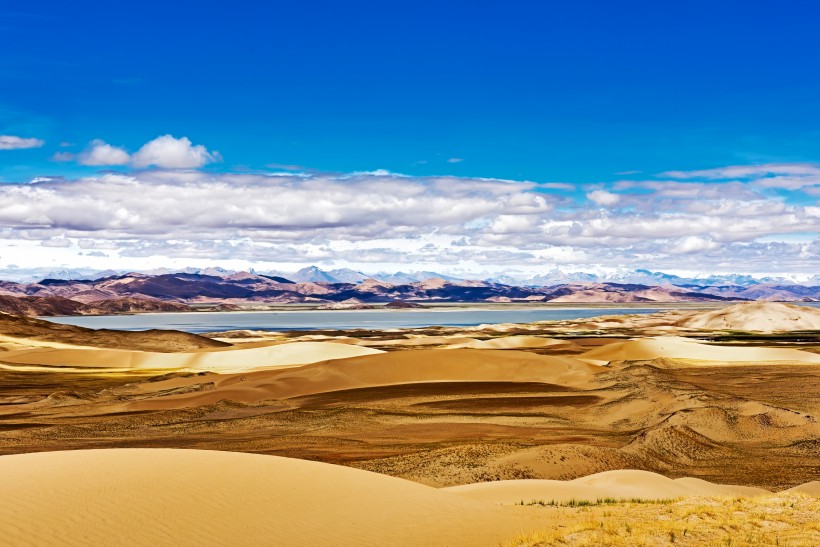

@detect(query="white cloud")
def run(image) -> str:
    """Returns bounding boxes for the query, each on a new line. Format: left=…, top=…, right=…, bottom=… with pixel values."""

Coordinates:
left=51, top=151, right=75, bottom=162
left=539, top=182, right=576, bottom=191
left=749, top=175, right=820, bottom=190
left=131, top=135, right=220, bottom=168
left=0, top=135, right=45, bottom=150
left=669, top=236, right=719, bottom=254
left=0, top=161, right=816, bottom=275
left=661, top=163, right=820, bottom=179
left=586, top=190, right=620, bottom=207
left=41, top=237, right=72, bottom=248
left=78, top=140, right=130, bottom=166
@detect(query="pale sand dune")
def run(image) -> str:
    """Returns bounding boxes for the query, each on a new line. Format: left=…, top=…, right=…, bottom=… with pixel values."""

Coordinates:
left=783, top=481, right=820, bottom=496
left=578, top=336, right=820, bottom=366
left=675, top=301, right=820, bottom=332
left=443, top=470, right=769, bottom=505
left=0, top=341, right=383, bottom=373
left=358, top=335, right=480, bottom=347
left=445, top=335, right=573, bottom=350
left=0, top=333, right=107, bottom=351
left=0, top=449, right=529, bottom=547
left=127, top=349, right=600, bottom=410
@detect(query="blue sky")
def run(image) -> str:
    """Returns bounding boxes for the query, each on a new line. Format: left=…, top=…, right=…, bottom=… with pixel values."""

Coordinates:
left=0, top=1, right=819, bottom=277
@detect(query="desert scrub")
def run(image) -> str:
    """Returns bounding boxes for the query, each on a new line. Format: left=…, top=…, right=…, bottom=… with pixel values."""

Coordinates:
left=516, top=497, right=678, bottom=507
left=506, top=494, right=820, bottom=546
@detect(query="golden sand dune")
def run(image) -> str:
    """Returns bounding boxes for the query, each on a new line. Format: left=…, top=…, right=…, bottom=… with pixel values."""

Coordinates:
left=674, top=301, right=820, bottom=332
left=0, top=341, right=383, bottom=373
left=578, top=336, right=820, bottom=366
left=444, top=469, right=768, bottom=504
left=126, top=349, right=600, bottom=410
left=0, top=449, right=526, bottom=547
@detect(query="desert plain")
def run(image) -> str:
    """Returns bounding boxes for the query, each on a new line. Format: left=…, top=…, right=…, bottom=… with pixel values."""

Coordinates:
left=1, top=301, right=819, bottom=546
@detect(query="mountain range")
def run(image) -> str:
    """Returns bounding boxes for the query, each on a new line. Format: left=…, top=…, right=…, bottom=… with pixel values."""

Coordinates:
left=1, top=267, right=819, bottom=317
left=4, top=265, right=818, bottom=287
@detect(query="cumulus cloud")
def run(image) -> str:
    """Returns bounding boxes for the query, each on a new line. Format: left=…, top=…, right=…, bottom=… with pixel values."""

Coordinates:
left=586, top=190, right=620, bottom=207
left=78, top=140, right=130, bottom=166
left=0, top=171, right=552, bottom=241
left=0, top=135, right=45, bottom=150
left=131, top=135, right=220, bottom=168
left=669, top=236, right=719, bottom=254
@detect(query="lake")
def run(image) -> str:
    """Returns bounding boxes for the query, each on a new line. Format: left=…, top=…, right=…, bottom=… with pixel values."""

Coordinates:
left=45, top=307, right=666, bottom=333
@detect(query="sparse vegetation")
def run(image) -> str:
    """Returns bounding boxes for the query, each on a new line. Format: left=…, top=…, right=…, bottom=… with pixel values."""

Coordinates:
left=516, top=496, right=678, bottom=507
left=507, top=494, right=820, bottom=546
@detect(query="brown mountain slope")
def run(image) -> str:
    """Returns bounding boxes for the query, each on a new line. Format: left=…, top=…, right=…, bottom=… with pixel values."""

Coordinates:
left=546, top=283, right=731, bottom=303
left=0, top=294, right=191, bottom=317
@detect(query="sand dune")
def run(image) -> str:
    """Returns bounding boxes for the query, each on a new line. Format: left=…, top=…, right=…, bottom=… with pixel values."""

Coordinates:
left=578, top=336, right=820, bottom=366
left=444, top=469, right=769, bottom=504
left=784, top=481, right=820, bottom=496
left=126, top=349, right=600, bottom=410
left=0, top=341, right=383, bottom=373
left=359, top=334, right=480, bottom=347
left=0, top=449, right=527, bottom=547
left=675, top=302, right=820, bottom=332
left=2, top=448, right=805, bottom=547
left=445, top=335, right=572, bottom=350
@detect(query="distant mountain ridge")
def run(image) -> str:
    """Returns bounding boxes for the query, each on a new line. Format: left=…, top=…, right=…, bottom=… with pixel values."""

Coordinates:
left=2, top=269, right=820, bottom=315
left=3, top=265, right=817, bottom=287
left=0, top=266, right=818, bottom=315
